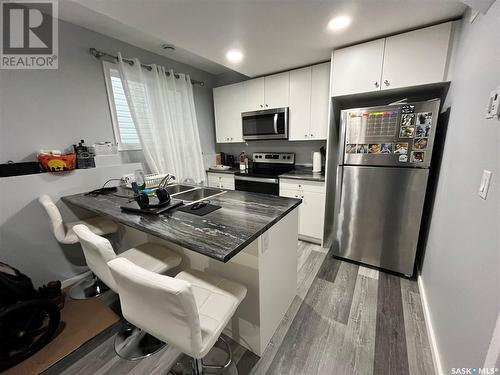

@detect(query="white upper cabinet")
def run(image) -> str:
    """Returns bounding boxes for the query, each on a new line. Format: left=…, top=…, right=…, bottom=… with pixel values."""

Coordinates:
left=331, top=21, right=454, bottom=96
left=331, top=39, right=385, bottom=96
left=213, top=82, right=244, bottom=143
left=241, top=73, right=289, bottom=111
left=289, top=63, right=330, bottom=141
left=289, top=67, right=312, bottom=141
left=381, top=22, right=453, bottom=90
left=214, top=63, right=330, bottom=143
left=242, top=77, right=264, bottom=112
left=264, top=72, right=290, bottom=109
left=310, top=62, right=330, bottom=140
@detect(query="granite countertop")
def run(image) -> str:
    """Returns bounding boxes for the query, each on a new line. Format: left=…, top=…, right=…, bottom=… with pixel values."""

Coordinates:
left=62, top=189, right=301, bottom=263
left=206, top=168, right=239, bottom=174
left=279, top=166, right=325, bottom=182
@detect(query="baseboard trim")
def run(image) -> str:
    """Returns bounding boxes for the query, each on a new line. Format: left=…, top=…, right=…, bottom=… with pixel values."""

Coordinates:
left=418, top=275, right=444, bottom=375
left=61, top=270, right=92, bottom=289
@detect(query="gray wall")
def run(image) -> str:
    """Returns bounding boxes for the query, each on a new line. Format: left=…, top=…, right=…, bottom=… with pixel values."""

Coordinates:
left=0, top=19, right=217, bottom=168
left=421, top=2, right=500, bottom=372
left=214, top=70, right=249, bottom=87
left=0, top=19, right=219, bottom=286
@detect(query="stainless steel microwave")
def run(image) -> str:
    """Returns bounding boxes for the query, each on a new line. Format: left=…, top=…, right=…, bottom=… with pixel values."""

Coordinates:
left=241, top=107, right=288, bottom=141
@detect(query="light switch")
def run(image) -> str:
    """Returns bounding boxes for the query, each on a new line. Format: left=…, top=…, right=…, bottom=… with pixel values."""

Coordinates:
left=486, top=85, right=500, bottom=119
left=478, top=170, right=493, bottom=200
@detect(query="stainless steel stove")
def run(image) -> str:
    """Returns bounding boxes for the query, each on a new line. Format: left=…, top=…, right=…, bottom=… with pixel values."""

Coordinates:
left=235, top=152, right=295, bottom=195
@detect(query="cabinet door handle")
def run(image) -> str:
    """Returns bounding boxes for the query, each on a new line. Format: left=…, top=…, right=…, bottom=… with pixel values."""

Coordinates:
left=384, top=80, right=390, bottom=87
left=374, top=81, right=379, bottom=88
left=265, top=104, right=269, bottom=107
left=310, top=134, right=313, bottom=137
left=304, top=134, right=308, bottom=137
left=260, top=104, right=263, bottom=108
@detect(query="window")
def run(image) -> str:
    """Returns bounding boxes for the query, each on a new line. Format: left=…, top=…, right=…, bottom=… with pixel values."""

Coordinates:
left=103, top=61, right=141, bottom=150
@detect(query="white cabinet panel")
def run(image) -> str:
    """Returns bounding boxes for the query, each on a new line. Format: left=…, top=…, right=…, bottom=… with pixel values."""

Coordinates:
left=213, top=83, right=244, bottom=143
left=381, top=22, right=452, bottom=90
left=242, top=78, right=265, bottom=112
left=207, top=173, right=235, bottom=190
left=279, top=179, right=325, bottom=242
left=264, top=72, right=290, bottom=109
left=289, top=67, right=311, bottom=141
left=310, top=62, right=330, bottom=140
left=331, top=39, right=385, bottom=96
left=300, top=190, right=325, bottom=241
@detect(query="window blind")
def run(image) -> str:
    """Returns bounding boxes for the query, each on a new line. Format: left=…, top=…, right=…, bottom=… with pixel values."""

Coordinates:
left=109, top=69, right=141, bottom=146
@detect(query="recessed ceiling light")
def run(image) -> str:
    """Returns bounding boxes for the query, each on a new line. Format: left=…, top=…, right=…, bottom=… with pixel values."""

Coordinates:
left=328, top=16, right=351, bottom=31
left=226, top=49, right=243, bottom=63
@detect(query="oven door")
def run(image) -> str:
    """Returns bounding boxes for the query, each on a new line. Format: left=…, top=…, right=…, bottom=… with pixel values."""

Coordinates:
left=242, top=108, right=288, bottom=141
left=235, top=176, right=279, bottom=195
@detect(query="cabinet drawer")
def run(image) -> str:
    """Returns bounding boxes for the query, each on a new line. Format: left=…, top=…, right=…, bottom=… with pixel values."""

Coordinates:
left=279, top=188, right=301, bottom=199
left=280, top=179, right=325, bottom=194
left=207, top=173, right=235, bottom=190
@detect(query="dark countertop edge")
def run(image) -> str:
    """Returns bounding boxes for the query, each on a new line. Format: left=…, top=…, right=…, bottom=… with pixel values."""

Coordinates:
left=206, top=168, right=238, bottom=174
left=220, top=199, right=301, bottom=262
left=61, top=195, right=302, bottom=263
left=278, top=173, right=325, bottom=182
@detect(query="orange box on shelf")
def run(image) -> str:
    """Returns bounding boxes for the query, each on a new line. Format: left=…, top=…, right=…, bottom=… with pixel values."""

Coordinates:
left=37, top=154, right=76, bottom=172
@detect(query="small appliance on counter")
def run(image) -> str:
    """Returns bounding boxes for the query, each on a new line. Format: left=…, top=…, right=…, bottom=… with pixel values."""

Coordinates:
left=235, top=152, right=295, bottom=196
left=312, top=152, right=322, bottom=173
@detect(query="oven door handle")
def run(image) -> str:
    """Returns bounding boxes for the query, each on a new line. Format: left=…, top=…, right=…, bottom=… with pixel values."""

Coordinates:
left=273, top=113, right=278, bottom=134
left=235, top=176, right=279, bottom=184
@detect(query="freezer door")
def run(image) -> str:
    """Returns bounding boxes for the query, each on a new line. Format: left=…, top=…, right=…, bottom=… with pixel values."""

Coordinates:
left=340, top=100, right=440, bottom=168
left=334, top=166, right=429, bottom=276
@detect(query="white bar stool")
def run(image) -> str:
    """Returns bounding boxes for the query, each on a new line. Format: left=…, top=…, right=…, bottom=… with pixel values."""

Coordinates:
left=108, top=257, right=247, bottom=374
left=72, top=224, right=183, bottom=360
left=38, top=194, right=119, bottom=300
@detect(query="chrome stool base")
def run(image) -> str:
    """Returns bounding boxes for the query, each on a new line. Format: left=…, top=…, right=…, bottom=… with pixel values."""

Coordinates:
left=69, top=273, right=109, bottom=300
left=115, top=322, right=166, bottom=360
left=168, top=337, right=236, bottom=375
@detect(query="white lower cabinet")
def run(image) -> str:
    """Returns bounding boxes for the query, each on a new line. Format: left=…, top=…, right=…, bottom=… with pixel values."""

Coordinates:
left=279, top=179, right=325, bottom=243
left=207, top=172, right=235, bottom=190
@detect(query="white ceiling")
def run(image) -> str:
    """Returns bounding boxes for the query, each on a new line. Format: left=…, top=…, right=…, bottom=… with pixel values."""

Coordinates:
left=61, top=0, right=467, bottom=78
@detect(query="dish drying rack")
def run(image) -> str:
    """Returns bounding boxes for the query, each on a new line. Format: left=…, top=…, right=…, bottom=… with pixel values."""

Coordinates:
left=122, top=173, right=169, bottom=189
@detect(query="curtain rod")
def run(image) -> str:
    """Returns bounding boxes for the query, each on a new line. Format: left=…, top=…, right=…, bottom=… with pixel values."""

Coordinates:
left=89, top=48, right=205, bottom=86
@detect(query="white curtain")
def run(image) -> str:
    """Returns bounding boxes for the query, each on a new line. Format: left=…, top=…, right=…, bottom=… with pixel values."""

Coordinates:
left=117, top=53, right=205, bottom=184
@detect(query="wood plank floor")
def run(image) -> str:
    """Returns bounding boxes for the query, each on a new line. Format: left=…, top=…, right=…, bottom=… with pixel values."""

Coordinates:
left=43, top=242, right=435, bottom=375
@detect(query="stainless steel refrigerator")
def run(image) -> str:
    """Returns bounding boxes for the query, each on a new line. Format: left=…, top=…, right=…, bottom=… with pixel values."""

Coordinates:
left=332, top=99, right=440, bottom=276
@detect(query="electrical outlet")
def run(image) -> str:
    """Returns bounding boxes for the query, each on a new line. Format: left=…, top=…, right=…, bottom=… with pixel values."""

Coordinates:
left=478, top=170, right=493, bottom=200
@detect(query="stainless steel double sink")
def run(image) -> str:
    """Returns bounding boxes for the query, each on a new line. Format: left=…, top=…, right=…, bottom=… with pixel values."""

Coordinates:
left=165, top=184, right=224, bottom=203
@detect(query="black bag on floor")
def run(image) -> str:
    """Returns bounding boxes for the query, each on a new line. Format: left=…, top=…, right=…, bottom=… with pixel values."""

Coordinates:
left=0, top=262, right=38, bottom=308
left=0, top=262, right=61, bottom=371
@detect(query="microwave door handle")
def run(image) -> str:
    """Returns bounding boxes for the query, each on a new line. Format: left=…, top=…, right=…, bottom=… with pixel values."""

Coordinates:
left=273, top=113, right=278, bottom=134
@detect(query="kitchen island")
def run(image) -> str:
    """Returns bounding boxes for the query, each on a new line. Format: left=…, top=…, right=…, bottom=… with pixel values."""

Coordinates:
left=62, top=188, right=301, bottom=356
